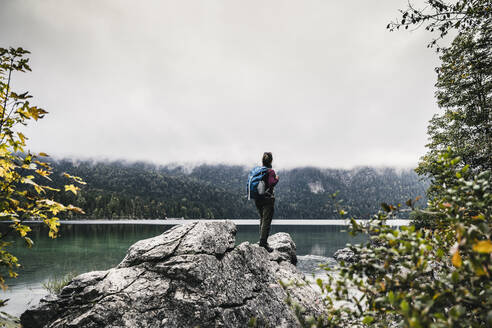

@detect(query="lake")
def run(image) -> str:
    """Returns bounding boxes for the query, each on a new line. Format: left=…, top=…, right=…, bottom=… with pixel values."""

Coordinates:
left=0, top=220, right=368, bottom=316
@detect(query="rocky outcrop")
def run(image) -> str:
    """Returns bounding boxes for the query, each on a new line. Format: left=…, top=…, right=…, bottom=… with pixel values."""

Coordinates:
left=333, top=247, right=358, bottom=263
left=21, top=221, right=325, bottom=328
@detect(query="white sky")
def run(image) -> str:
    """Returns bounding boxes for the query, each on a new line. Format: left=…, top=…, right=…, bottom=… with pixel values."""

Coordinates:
left=0, top=0, right=442, bottom=169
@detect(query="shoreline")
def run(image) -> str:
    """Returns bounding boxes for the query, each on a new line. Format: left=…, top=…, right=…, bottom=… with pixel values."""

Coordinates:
left=14, top=219, right=411, bottom=226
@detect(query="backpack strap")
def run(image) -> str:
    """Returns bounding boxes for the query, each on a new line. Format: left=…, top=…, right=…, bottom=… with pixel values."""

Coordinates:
left=264, top=169, right=273, bottom=197
left=247, top=175, right=253, bottom=200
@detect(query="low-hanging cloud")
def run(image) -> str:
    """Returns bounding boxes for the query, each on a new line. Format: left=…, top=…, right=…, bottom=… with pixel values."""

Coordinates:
left=0, top=0, right=441, bottom=169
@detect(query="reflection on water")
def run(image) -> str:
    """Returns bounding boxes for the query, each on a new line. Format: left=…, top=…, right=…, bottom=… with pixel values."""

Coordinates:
left=0, top=222, right=365, bottom=316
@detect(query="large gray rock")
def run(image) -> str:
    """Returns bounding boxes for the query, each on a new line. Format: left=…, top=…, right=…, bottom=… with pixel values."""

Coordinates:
left=21, top=221, right=325, bottom=328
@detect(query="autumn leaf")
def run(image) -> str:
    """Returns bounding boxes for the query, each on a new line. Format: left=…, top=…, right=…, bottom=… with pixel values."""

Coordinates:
left=63, top=172, right=86, bottom=185
left=17, top=132, right=26, bottom=145
left=35, top=169, right=51, bottom=177
left=35, top=160, right=51, bottom=169
left=471, top=213, right=485, bottom=220
left=34, top=185, right=45, bottom=194
left=472, top=240, right=492, bottom=254
left=452, top=250, right=462, bottom=268
left=65, top=184, right=79, bottom=195
left=67, top=204, right=85, bottom=214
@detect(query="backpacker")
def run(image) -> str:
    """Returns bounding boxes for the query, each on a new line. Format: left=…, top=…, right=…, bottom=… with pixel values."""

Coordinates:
left=246, top=166, right=269, bottom=200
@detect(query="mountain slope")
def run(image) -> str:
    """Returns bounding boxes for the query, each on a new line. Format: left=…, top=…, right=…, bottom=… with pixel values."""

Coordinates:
left=49, top=160, right=428, bottom=220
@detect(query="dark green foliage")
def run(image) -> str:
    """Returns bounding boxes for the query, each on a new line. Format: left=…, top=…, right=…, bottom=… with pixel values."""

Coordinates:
left=409, top=209, right=445, bottom=230
left=417, top=22, right=492, bottom=186
left=291, top=152, right=492, bottom=327
left=48, top=161, right=246, bottom=220
left=45, top=160, right=428, bottom=220
left=276, top=167, right=428, bottom=219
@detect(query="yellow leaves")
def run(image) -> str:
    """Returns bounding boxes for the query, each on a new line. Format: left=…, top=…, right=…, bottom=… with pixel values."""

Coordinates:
left=22, top=177, right=41, bottom=192
left=35, top=169, right=52, bottom=180
left=17, top=225, right=31, bottom=237
left=37, top=199, right=66, bottom=215
left=43, top=186, right=60, bottom=192
left=21, top=175, right=59, bottom=194
left=15, top=105, right=48, bottom=121
left=0, top=49, right=76, bottom=291
left=48, top=218, right=60, bottom=231
left=35, top=160, right=51, bottom=169
left=21, top=163, right=37, bottom=170
left=49, top=206, right=61, bottom=216
left=472, top=240, right=492, bottom=254
left=24, top=237, right=34, bottom=248
left=34, top=168, right=48, bottom=177
left=44, top=217, right=60, bottom=239
left=452, top=250, right=462, bottom=268
left=29, top=106, right=48, bottom=121
left=38, top=199, right=57, bottom=206
left=67, top=204, right=85, bottom=214
left=65, top=184, right=79, bottom=195
left=10, top=221, right=31, bottom=238
left=0, top=158, right=16, bottom=174
left=0, top=145, right=9, bottom=157
left=17, top=132, right=27, bottom=145
left=63, top=173, right=86, bottom=185
left=34, top=185, right=45, bottom=194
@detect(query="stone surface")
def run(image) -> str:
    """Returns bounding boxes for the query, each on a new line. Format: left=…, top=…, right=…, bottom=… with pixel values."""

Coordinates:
left=333, top=247, right=358, bottom=263
left=21, top=221, right=325, bottom=328
left=267, top=232, right=297, bottom=265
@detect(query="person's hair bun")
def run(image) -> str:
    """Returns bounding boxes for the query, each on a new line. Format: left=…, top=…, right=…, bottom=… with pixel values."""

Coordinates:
left=262, top=152, right=273, bottom=168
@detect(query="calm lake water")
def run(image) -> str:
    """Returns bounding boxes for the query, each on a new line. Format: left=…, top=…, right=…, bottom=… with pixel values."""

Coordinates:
left=0, top=221, right=366, bottom=316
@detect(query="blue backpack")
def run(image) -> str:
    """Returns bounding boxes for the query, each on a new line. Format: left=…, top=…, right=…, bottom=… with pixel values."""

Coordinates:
left=247, top=166, right=269, bottom=200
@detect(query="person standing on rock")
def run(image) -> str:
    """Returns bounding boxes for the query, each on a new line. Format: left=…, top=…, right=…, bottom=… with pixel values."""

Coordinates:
left=255, top=152, right=279, bottom=252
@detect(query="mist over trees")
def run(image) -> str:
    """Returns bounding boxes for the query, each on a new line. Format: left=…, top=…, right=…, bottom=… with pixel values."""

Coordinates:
left=47, top=160, right=428, bottom=220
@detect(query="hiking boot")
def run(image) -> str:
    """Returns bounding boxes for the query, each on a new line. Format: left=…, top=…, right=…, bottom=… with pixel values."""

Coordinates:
left=259, top=243, right=274, bottom=253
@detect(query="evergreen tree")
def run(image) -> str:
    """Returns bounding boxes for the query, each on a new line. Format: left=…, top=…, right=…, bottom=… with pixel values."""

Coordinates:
left=417, top=21, right=492, bottom=193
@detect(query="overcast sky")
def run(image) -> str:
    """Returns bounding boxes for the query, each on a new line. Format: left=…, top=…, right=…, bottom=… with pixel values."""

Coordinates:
left=0, top=0, right=443, bottom=169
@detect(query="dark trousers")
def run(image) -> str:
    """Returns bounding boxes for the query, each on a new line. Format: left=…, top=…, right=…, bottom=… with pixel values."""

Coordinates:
left=255, top=198, right=275, bottom=245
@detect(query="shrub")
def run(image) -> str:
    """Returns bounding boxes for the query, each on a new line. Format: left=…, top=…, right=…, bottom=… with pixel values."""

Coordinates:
left=289, top=151, right=491, bottom=327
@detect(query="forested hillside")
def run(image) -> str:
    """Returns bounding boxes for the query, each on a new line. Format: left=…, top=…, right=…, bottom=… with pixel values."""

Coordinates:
left=49, top=160, right=428, bottom=220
